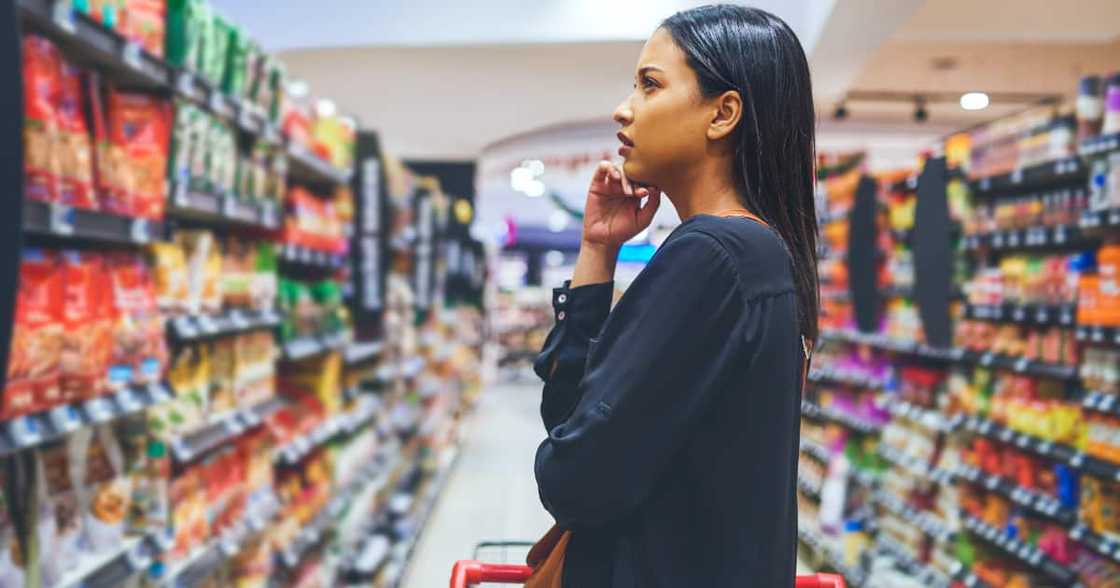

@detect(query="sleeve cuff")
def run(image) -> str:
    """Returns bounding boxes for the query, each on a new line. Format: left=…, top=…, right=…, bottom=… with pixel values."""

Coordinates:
left=533, top=280, right=614, bottom=381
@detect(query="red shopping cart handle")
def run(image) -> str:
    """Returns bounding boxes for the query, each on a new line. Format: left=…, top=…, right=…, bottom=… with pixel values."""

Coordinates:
left=449, top=561, right=845, bottom=588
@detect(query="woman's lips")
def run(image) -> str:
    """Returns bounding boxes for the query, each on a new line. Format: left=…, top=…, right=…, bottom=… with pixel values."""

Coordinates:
left=617, top=132, right=634, bottom=158
left=618, top=145, right=632, bottom=157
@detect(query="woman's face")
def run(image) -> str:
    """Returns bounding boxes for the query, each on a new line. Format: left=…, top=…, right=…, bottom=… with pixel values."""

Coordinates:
left=613, top=28, right=714, bottom=188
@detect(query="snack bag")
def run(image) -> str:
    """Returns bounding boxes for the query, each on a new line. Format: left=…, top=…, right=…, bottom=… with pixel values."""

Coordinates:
left=80, top=424, right=133, bottom=555
left=37, top=439, right=85, bottom=580
left=60, top=251, right=108, bottom=402
left=210, top=337, right=236, bottom=415
left=105, top=253, right=166, bottom=390
left=4, top=249, right=63, bottom=418
left=22, top=34, right=62, bottom=203
left=148, top=242, right=189, bottom=313
left=106, top=90, right=172, bottom=220
left=121, top=0, right=166, bottom=57
left=56, top=58, right=96, bottom=210
left=165, top=0, right=203, bottom=69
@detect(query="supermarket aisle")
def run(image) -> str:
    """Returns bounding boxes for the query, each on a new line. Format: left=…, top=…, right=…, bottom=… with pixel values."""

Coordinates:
left=402, top=380, right=552, bottom=587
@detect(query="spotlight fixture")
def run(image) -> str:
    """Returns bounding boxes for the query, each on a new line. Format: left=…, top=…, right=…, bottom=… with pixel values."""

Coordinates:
left=913, top=98, right=929, bottom=123
left=833, top=102, right=848, bottom=120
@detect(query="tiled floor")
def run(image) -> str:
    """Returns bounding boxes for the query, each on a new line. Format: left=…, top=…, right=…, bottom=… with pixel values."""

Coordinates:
left=401, top=379, right=812, bottom=586
left=401, top=380, right=552, bottom=588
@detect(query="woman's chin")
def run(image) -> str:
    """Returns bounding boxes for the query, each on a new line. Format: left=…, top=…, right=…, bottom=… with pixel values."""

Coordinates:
left=621, top=160, right=647, bottom=184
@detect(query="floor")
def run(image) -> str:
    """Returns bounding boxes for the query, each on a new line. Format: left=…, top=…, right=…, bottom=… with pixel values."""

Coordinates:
left=401, top=378, right=811, bottom=587
left=402, top=379, right=552, bottom=588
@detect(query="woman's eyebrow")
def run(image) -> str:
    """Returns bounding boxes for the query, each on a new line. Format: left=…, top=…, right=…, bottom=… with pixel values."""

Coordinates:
left=637, top=65, right=665, bottom=77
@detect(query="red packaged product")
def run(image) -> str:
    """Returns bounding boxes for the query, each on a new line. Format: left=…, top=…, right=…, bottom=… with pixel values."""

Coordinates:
left=22, top=34, right=62, bottom=203
left=59, top=252, right=112, bottom=402
left=90, top=83, right=171, bottom=219
left=105, top=253, right=167, bottom=391
left=56, top=59, right=96, bottom=210
left=4, top=249, right=64, bottom=418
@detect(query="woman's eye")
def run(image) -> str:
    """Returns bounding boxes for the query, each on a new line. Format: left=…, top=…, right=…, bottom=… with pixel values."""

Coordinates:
left=641, top=76, right=657, bottom=89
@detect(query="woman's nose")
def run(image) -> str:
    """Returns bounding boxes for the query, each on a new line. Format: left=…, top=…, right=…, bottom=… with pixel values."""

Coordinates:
left=613, top=99, right=633, bottom=126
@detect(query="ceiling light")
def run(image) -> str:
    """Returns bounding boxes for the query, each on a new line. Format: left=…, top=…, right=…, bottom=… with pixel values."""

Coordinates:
left=510, top=167, right=535, bottom=192
left=960, top=92, right=990, bottom=111
left=523, top=180, right=546, bottom=198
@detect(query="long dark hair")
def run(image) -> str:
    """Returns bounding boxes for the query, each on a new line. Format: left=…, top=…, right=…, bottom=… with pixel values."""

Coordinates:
left=662, top=5, right=819, bottom=343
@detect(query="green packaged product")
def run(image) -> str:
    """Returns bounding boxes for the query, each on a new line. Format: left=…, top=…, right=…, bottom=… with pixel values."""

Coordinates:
left=193, top=1, right=213, bottom=75
left=166, top=0, right=203, bottom=70
left=205, top=14, right=232, bottom=88
left=168, top=101, right=194, bottom=188
left=223, top=25, right=249, bottom=98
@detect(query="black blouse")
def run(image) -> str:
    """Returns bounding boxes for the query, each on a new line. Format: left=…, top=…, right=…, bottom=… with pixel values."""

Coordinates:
left=533, top=214, right=804, bottom=587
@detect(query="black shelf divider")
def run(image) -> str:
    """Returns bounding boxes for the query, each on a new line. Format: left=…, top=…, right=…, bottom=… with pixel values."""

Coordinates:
left=962, top=224, right=1089, bottom=253
left=1079, top=133, right=1120, bottom=158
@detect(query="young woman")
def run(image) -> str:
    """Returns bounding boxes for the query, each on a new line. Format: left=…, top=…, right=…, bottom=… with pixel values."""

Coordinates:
left=532, top=5, right=818, bottom=587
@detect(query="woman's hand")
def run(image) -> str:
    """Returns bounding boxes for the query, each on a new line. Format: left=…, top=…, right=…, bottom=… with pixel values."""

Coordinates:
left=581, top=161, right=661, bottom=249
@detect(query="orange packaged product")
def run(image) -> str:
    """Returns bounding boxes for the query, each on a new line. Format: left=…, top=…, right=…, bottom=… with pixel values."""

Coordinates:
left=90, top=83, right=171, bottom=219
left=4, top=250, right=64, bottom=418
left=1078, top=275, right=1102, bottom=325
left=120, top=0, right=166, bottom=57
left=56, top=59, right=96, bottom=210
left=22, top=34, right=62, bottom=203
left=105, top=254, right=167, bottom=391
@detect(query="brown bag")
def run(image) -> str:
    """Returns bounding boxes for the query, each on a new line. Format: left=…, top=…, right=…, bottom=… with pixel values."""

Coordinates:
left=525, top=524, right=571, bottom=588
left=525, top=210, right=813, bottom=587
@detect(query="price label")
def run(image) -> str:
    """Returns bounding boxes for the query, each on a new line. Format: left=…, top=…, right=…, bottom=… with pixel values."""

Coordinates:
left=49, top=203, right=75, bottom=235
left=999, top=428, right=1014, bottom=442
left=52, top=1, right=77, bottom=33
left=1094, top=328, right=1105, bottom=343
left=172, top=180, right=190, bottom=208
left=121, top=42, right=143, bottom=71
left=980, top=178, right=992, bottom=191
left=1016, top=433, right=1030, bottom=448
left=130, top=218, right=151, bottom=244
left=116, top=388, right=143, bottom=412
left=1011, top=169, right=1024, bottom=184
left=1011, top=307, right=1026, bottom=321
left=85, top=397, right=114, bottom=423
left=222, top=196, right=239, bottom=219
left=173, top=316, right=198, bottom=339
left=1102, top=395, right=1116, bottom=411
left=1109, top=211, right=1120, bottom=226
left=209, top=92, right=226, bottom=116
left=48, top=405, right=82, bottom=434
left=238, top=106, right=256, bottom=131
left=993, top=307, right=1004, bottom=320
left=148, top=382, right=173, bottom=403
left=993, top=233, right=1005, bottom=248
left=1060, top=308, right=1073, bottom=325
left=1007, top=231, right=1020, bottom=247
left=979, top=420, right=994, bottom=435
left=1054, top=226, right=1067, bottom=244
left=1037, top=440, right=1053, bottom=455
left=1036, top=308, right=1049, bottom=324
left=1014, top=356, right=1030, bottom=372
left=1071, top=525, right=1086, bottom=541
left=260, top=202, right=278, bottom=228
left=980, top=352, right=995, bottom=367
left=197, top=316, right=219, bottom=334
left=1071, top=452, right=1086, bottom=468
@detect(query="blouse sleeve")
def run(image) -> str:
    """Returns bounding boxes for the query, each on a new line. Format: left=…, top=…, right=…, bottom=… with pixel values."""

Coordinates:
left=534, top=231, right=748, bottom=528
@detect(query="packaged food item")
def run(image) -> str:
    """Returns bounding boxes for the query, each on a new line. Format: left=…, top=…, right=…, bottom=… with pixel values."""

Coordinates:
left=152, top=344, right=208, bottom=438
left=80, top=425, right=133, bottom=555
left=1078, top=75, right=1105, bottom=142
left=105, top=253, right=167, bottom=390
left=210, top=337, right=236, bottom=414
left=120, top=0, right=166, bottom=57
left=37, top=439, right=85, bottom=582
left=177, top=230, right=224, bottom=314
left=4, top=249, right=64, bottom=418
left=60, top=251, right=111, bottom=403
left=22, top=34, right=62, bottom=203
left=110, top=90, right=171, bottom=219
left=56, top=58, right=96, bottom=210
left=148, top=242, right=189, bottom=313
left=165, top=0, right=204, bottom=70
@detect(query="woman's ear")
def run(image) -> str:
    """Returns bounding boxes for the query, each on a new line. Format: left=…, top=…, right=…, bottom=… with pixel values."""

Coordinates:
left=706, top=90, right=742, bottom=142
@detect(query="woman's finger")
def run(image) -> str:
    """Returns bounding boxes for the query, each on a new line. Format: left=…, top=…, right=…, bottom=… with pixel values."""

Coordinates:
left=636, top=190, right=661, bottom=227
left=591, top=161, right=612, bottom=187
left=618, top=166, right=635, bottom=196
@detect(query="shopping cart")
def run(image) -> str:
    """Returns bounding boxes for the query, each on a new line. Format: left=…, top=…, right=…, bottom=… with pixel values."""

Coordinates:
left=450, top=540, right=847, bottom=587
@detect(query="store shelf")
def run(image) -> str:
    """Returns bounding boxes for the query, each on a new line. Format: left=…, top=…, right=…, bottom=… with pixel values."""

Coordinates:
left=168, top=186, right=282, bottom=231
left=962, top=303, right=1075, bottom=328
left=961, top=224, right=1087, bottom=252
left=0, top=382, right=172, bottom=457
left=1068, top=523, right=1120, bottom=566
left=274, top=400, right=378, bottom=466
left=287, top=143, right=352, bottom=186
left=968, top=157, right=1086, bottom=196
left=1082, top=390, right=1120, bottom=417
left=959, top=414, right=1120, bottom=483
left=171, top=70, right=282, bottom=144
left=952, top=464, right=1074, bottom=525
left=281, top=331, right=349, bottom=362
left=889, top=175, right=919, bottom=193
left=163, top=492, right=280, bottom=588
left=807, top=366, right=888, bottom=389
left=278, top=243, right=347, bottom=271
left=878, top=445, right=957, bottom=486
left=797, top=475, right=822, bottom=501
left=957, top=349, right=1079, bottom=381
left=19, top=0, right=170, bottom=88
left=55, top=534, right=157, bottom=588
left=820, top=329, right=966, bottom=362
left=168, top=396, right=286, bottom=464
left=343, top=341, right=385, bottom=366
left=1074, top=324, right=1120, bottom=347
left=23, top=200, right=163, bottom=247
left=874, top=490, right=954, bottom=542
left=799, top=438, right=832, bottom=463
left=796, top=526, right=866, bottom=587
left=874, top=539, right=951, bottom=588
left=801, top=400, right=883, bottom=434
left=168, top=308, right=282, bottom=343
left=946, top=561, right=995, bottom=588
left=1079, top=132, right=1120, bottom=158
left=960, top=515, right=1078, bottom=585
left=880, top=397, right=960, bottom=433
